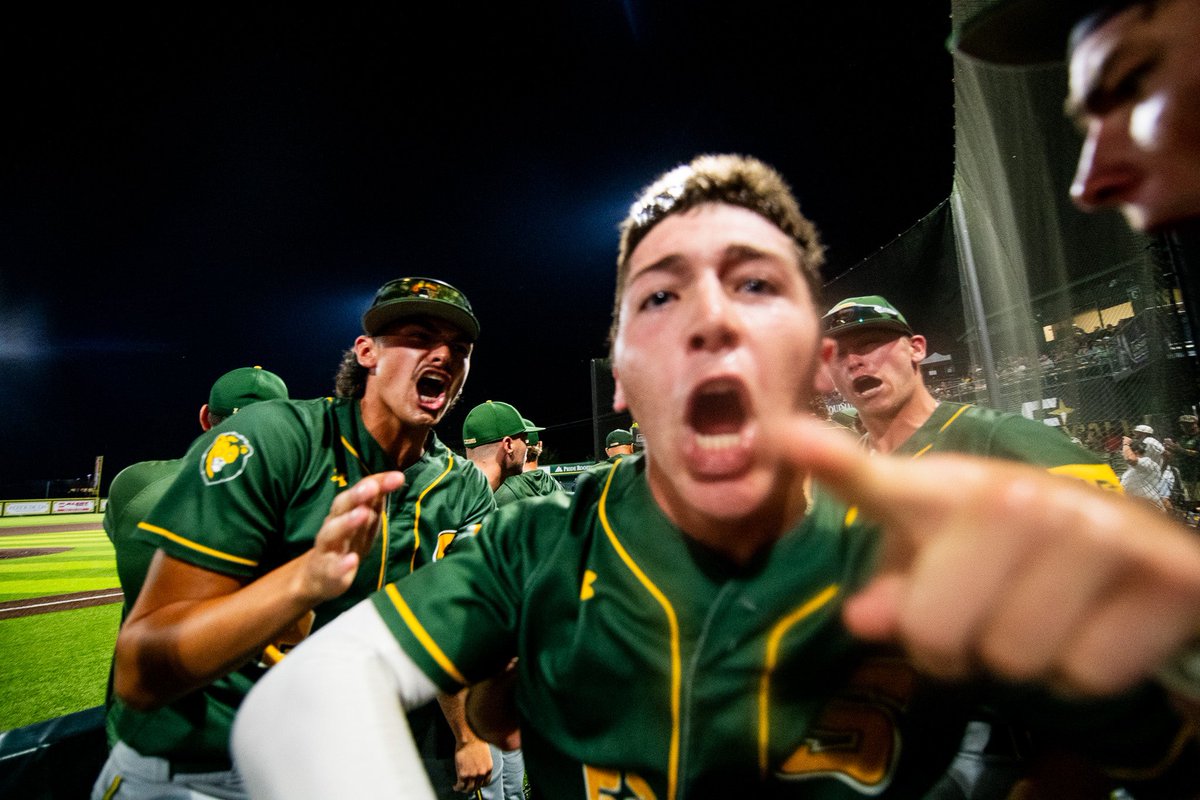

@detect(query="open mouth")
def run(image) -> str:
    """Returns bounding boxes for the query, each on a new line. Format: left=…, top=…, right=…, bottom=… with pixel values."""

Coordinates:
left=687, top=381, right=749, bottom=451
left=851, top=375, right=882, bottom=394
left=417, top=373, right=448, bottom=407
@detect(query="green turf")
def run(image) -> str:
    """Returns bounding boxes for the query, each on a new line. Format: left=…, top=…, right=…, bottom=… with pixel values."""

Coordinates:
left=0, top=603, right=121, bottom=730
left=0, top=517, right=120, bottom=732
left=0, top=529, right=117, bottom=602
left=0, top=511, right=103, bottom=529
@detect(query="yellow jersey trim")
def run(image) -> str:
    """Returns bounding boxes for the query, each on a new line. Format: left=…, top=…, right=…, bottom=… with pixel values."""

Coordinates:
left=1048, top=462, right=1122, bottom=490
left=411, top=455, right=456, bottom=575
left=757, top=584, right=840, bottom=775
left=937, top=403, right=971, bottom=433
left=598, top=462, right=681, bottom=800
left=137, top=522, right=258, bottom=567
left=384, top=583, right=468, bottom=685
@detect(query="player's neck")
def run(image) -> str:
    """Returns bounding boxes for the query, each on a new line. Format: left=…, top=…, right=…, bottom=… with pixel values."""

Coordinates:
left=651, top=469, right=810, bottom=566
left=863, top=385, right=939, bottom=455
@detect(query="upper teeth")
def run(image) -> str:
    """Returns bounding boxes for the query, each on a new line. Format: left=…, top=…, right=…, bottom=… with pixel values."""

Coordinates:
left=696, top=433, right=739, bottom=450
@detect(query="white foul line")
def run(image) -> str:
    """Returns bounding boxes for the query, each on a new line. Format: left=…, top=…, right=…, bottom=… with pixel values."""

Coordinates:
left=0, top=591, right=124, bottom=614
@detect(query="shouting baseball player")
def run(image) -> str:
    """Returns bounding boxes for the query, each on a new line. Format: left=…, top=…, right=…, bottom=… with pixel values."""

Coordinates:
left=109, top=277, right=498, bottom=799
left=232, top=156, right=1200, bottom=798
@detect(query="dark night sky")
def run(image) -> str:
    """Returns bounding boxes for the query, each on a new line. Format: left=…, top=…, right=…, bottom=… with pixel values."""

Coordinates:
left=2, top=3, right=955, bottom=490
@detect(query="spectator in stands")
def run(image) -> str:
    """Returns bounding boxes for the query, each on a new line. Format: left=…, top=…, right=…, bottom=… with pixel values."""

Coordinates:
left=1158, top=449, right=1187, bottom=515
left=1166, top=414, right=1200, bottom=502
left=1132, top=423, right=1166, bottom=467
left=1122, top=436, right=1165, bottom=508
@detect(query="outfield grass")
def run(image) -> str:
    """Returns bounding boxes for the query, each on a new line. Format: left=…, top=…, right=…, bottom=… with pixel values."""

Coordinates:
left=0, top=516, right=120, bottom=731
left=0, top=603, right=121, bottom=730
left=0, top=527, right=116, bottom=603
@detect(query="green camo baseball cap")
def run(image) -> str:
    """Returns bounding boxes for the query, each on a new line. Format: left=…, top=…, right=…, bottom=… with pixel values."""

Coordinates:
left=462, top=401, right=541, bottom=447
left=822, top=295, right=913, bottom=338
left=951, top=0, right=1137, bottom=66
left=362, top=277, right=480, bottom=341
left=208, top=366, right=289, bottom=416
left=606, top=428, right=634, bottom=447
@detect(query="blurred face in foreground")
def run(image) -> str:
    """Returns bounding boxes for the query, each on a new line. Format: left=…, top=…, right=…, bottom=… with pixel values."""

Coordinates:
left=1068, top=0, right=1200, bottom=231
left=612, top=203, right=820, bottom=542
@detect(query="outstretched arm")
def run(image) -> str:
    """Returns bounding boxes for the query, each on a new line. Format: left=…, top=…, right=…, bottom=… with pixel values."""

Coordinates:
left=778, top=415, right=1200, bottom=700
left=233, top=599, right=441, bottom=799
left=115, top=471, right=404, bottom=709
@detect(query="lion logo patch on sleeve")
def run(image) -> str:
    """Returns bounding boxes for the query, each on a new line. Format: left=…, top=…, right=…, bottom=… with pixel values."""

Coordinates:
left=201, top=432, right=255, bottom=485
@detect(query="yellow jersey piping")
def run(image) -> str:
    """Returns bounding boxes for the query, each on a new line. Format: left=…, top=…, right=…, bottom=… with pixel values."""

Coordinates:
left=597, top=462, right=681, bottom=800
left=410, top=455, right=455, bottom=575
left=137, top=522, right=258, bottom=567
left=757, top=584, right=839, bottom=775
left=384, top=584, right=468, bottom=685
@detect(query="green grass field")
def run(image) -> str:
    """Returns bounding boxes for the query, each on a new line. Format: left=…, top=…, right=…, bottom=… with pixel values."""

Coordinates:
left=0, top=604, right=121, bottom=730
left=0, top=514, right=120, bottom=731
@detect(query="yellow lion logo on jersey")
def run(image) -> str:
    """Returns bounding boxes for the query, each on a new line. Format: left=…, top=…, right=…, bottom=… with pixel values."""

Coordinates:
left=201, top=432, right=255, bottom=485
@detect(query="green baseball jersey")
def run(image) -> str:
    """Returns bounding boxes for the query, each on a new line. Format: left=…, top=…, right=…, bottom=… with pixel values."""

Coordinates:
left=372, top=454, right=1190, bottom=798
left=126, top=395, right=495, bottom=768
left=894, top=402, right=1120, bottom=490
left=105, top=458, right=184, bottom=613
left=494, top=468, right=565, bottom=507
left=102, top=457, right=184, bottom=747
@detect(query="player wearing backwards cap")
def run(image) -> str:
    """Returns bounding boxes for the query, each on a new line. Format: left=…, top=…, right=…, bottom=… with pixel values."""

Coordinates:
left=495, top=417, right=565, bottom=508
left=93, top=367, right=288, bottom=800
left=112, top=278, right=497, bottom=800
left=604, top=428, right=635, bottom=461
left=232, top=155, right=1200, bottom=799
left=820, top=295, right=1132, bottom=793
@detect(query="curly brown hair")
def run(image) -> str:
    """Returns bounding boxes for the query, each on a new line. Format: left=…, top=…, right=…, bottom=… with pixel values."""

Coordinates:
left=333, top=347, right=368, bottom=399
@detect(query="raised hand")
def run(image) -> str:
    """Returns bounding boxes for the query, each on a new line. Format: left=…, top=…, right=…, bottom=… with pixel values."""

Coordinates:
left=778, top=415, right=1200, bottom=698
left=299, top=471, right=406, bottom=604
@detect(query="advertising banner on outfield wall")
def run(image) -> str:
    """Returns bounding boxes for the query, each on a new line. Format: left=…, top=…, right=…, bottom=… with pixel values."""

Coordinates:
left=51, top=500, right=97, bottom=514
left=3, top=501, right=53, bottom=516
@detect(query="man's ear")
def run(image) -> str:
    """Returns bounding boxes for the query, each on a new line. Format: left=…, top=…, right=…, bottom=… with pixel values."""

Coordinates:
left=819, top=336, right=837, bottom=365
left=354, top=335, right=378, bottom=369
left=909, top=334, right=928, bottom=364
left=612, top=366, right=627, bottom=412
left=199, top=404, right=214, bottom=431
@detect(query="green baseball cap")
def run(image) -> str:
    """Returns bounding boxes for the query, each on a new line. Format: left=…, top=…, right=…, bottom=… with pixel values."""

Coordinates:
left=462, top=401, right=541, bottom=447
left=952, top=0, right=1135, bottom=66
left=522, top=417, right=542, bottom=446
left=822, top=295, right=913, bottom=338
left=606, top=428, right=634, bottom=448
left=208, top=366, right=289, bottom=416
left=362, top=277, right=480, bottom=341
